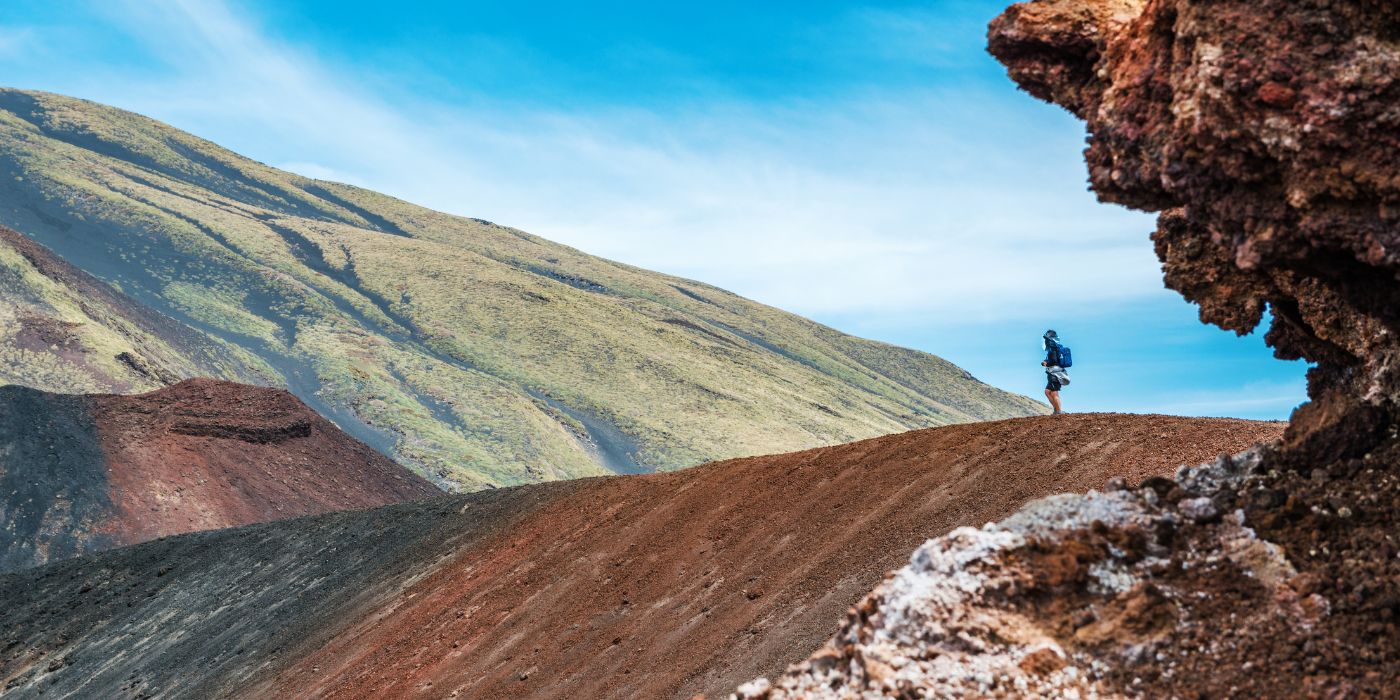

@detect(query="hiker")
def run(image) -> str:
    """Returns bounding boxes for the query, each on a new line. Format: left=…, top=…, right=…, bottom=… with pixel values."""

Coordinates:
left=1041, top=329, right=1071, bottom=414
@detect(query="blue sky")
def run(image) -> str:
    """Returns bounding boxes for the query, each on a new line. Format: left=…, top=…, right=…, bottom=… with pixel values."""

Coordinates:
left=0, top=0, right=1307, bottom=418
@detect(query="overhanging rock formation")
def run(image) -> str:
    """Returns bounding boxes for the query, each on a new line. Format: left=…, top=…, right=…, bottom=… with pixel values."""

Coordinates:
left=734, top=2, right=1400, bottom=697
left=989, top=0, right=1400, bottom=462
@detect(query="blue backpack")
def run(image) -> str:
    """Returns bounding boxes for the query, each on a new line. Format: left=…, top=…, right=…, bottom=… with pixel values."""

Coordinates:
left=1055, top=342, right=1073, bottom=368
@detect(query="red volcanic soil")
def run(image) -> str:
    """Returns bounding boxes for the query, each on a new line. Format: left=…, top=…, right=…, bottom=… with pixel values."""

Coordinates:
left=90, top=378, right=441, bottom=546
left=262, top=413, right=1282, bottom=700
left=0, top=378, right=439, bottom=571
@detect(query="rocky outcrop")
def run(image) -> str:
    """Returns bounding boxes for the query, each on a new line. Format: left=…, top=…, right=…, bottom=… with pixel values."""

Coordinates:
left=730, top=2, right=1400, bottom=697
left=989, top=0, right=1400, bottom=464
left=735, top=445, right=1398, bottom=698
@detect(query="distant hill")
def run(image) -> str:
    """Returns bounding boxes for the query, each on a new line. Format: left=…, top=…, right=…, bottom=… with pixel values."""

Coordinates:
left=0, top=224, right=266, bottom=392
left=0, top=414, right=1282, bottom=698
left=0, top=378, right=439, bottom=573
left=0, top=88, right=1045, bottom=489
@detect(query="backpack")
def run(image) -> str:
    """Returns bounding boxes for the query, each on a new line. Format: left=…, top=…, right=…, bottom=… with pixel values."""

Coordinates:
left=1055, top=342, right=1073, bottom=368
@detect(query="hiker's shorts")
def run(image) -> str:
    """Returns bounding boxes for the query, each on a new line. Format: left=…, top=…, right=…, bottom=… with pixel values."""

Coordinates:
left=1046, top=373, right=1064, bottom=392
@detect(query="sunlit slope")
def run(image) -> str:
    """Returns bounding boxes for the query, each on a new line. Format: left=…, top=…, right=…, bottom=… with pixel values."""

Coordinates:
left=0, top=225, right=267, bottom=393
left=0, top=415, right=1282, bottom=699
left=0, top=88, right=1045, bottom=489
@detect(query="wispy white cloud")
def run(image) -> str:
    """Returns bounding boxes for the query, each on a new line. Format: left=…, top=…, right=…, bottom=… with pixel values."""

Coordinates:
left=843, top=4, right=991, bottom=65
left=20, top=0, right=1161, bottom=325
left=1131, top=380, right=1307, bottom=419
left=0, top=27, right=37, bottom=58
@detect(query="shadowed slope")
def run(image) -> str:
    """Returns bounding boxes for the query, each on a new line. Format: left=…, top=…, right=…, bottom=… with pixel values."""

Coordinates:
left=0, top=414, right=1281, bottom=699
left=0, top=87, right=1044, bottom=489
left=0, top=378, right=439, bottom=572
left=0, top=225, right=267, bottom=393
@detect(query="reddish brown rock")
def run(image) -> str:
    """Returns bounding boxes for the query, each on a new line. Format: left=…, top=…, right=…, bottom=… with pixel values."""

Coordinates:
left=0, top=378, right=440, bottom=572
left=988, top=0, right=1400, bottom=463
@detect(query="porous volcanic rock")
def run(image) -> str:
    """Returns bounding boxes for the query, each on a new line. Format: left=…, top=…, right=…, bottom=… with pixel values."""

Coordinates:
left=989, top=0, right=1400, bottom=461
left=735, top=446, right=1399, bottom=698
left=728, top=1, right=1400, bottom=697
left=0, top=378, right=439, bottom=572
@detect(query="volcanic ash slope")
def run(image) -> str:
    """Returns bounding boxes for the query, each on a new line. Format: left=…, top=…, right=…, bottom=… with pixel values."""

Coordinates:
left=0, top=413, right=1279, bottom=699
left=0, top=378, right=439, bottom=573
left=0, top=224, right=266, bottom=392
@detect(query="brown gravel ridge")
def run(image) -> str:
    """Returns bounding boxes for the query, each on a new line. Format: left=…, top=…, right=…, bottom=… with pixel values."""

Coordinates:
left=261, top=413, right=1282, bottom=699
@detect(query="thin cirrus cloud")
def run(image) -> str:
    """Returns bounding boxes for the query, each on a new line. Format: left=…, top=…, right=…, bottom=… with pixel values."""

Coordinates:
left=0, top=0, right=1309, bottom=419
left=0, top=27, right=36, bottom=58
left=0, top=0, right=1166, bottom=326
left=1145, top=380, right=1311, bottom=418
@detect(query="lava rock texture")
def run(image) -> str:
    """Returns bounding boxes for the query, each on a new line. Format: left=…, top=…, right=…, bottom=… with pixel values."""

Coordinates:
left=988, top=2, right=1400, bottom=691
left=733, top=1, right=1400, bottom=697
left=989, top=0, right=1400, bottom=461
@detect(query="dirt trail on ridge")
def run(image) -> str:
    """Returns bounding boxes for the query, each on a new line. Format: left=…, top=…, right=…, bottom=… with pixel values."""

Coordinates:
left=265, top=413, right=1281, bottom=700
left=0, top=413, right=1280, bottom=699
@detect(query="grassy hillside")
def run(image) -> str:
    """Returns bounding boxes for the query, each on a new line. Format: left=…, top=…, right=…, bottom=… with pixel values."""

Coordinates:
left=0, top=88, right=1045, bottom=489
left=0, top=225, right=267, bottom=392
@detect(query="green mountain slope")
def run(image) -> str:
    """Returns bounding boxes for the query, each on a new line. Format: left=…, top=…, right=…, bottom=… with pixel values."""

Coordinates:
left=0, top=224, right=267, bottom=393
left=0, top=88, right=1045, bottom=490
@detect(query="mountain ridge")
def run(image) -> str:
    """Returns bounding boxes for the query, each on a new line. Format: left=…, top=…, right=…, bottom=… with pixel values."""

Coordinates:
left=0, top=413, right=1282, bottom=699
left=0, top=87, right=1045, bottom=489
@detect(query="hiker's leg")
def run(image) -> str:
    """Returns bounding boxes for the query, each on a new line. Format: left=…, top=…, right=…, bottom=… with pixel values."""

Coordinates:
left=1047, top=390, right=1062, bottom=414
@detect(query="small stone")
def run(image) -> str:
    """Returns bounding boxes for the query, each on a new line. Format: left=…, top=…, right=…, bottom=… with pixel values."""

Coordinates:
left=808, top=648, right=843, bottom=672
left=735, top=678, right=771, bottom=698
left=1179, top=497, right=1219, bottom=523
left=1141, top=476, right=1175, bottom=495
left=1259, top=81, right=1297, bottom=107
left=1246, top=488, right=1284, bottom=510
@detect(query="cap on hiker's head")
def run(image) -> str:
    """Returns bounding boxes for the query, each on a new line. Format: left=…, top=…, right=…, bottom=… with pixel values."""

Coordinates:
left=1044, top=329, right=1057, bottom=339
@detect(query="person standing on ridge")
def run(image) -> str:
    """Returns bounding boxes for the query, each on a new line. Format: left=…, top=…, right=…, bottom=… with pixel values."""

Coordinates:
left=1041, top=329, right=1071, bottom=414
